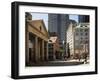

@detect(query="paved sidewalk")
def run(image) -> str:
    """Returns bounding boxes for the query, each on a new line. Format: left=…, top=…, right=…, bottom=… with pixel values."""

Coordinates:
left=27, top=59, right=85, bottom=67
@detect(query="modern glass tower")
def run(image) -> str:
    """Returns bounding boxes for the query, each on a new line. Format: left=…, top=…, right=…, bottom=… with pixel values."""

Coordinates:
left=79, top=15, right=89, bottom=23
left=48, top=14, right=69, bottom=42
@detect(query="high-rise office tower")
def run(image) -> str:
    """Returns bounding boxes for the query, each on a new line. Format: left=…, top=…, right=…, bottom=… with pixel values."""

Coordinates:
left=48, top=14, right=69, bottom=42
left=79, top=15, right=89, bottom=23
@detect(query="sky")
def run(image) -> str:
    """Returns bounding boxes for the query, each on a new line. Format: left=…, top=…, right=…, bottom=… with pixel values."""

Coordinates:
left=31, top=13, right=78, bottom=30
left=31, top=13, right=48, bottom=30
left=69, top=14, right=78, bottom=22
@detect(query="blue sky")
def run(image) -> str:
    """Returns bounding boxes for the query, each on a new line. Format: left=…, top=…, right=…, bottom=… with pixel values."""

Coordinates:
left=31, top=13, right=78, bottom=30
left=69, top=14, right=78, bottom=22
left=31, top=13, right=48, bottom=30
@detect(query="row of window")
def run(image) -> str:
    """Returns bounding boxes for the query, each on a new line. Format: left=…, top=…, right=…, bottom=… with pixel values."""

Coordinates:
left=75, top=29, right=89, bottom=32
left=75, top=40, right=89, bottom=44
left=75, top=32, right=88, bottom=36
left=75, top=36, right=89, bottom=40
left=80, top=25, right=88, bottom=27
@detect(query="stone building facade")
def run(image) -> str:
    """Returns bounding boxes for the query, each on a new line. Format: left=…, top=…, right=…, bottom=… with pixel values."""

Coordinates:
left=26, top=19, right=49, bottom=65
left=66, top=21, right=89, bottom=59
left=74, top=23, right=89, bottom=59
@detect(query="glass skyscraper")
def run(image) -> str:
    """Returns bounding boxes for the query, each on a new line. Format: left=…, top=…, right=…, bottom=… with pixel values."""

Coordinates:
left=48, top=14, right=69, bottom=42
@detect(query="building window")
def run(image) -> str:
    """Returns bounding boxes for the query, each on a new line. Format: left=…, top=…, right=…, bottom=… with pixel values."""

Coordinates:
left=85, top=26, right=87, bottom=27
left=85, top=40, right=88, bottom=43
left=40, top=26, right=42, bottom=31
left=80, top=41, right=83, bottom=43
left=80, top=26, right=83, bottom=27
left=81, top=37, right=83, bottom=40
left=80, top=29, right=83, bottom=32
left=76, top=29, right=79, bottom=32
left=85, top=29, right=88, bottom=32
left=85, top=33, right=88, bottom=35
left=80, top=33, right=83, bottom=35
left=76, top=33, right=78, bottom=35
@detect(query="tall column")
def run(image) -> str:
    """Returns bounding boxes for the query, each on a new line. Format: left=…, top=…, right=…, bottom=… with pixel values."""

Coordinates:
left=26, top=31, right=29, bottom=65
left=38, top=39, right=40, bottom=61
left=32, top=37, right=35, bottom=62
left=35, top=36, right=38, bottom=62
left=42, top=40, right=44, bottom=61
left=46, top=42, right=48, bottom=61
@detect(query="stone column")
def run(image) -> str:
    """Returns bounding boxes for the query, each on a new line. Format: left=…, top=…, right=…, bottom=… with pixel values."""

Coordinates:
left=35, top=36, right=38, bottom=62
left=46, top=42, right=48, bottom=61
left=38, top=39, right=40, bottom=61
left=42, top=40, right=44, bottom=61
left=26, top=31, right=29, bottom=65
left=32, top=37, right=35, bottom=62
